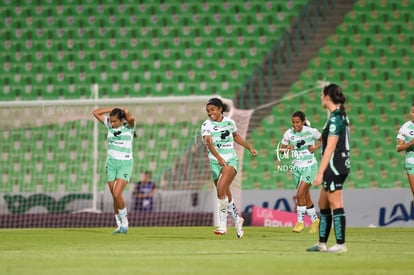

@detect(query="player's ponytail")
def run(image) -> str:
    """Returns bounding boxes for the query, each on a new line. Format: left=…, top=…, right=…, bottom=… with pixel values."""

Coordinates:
left=323, top=84, right=348, bottom=125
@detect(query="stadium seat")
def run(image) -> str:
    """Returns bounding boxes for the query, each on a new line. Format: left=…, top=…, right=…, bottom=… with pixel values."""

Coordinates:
left=242, top=0, right=414, bottom=189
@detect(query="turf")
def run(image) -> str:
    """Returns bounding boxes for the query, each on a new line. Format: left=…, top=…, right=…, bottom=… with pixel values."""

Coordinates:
left=1, top=227, right=413, bottom=275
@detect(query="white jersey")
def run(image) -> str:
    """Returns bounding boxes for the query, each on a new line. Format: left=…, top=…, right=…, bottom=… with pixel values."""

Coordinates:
left=201, top=116, right=238, bottom=162
left=104, top=116, right=135, bottom=160
left=281, top=125, right=321, bottom=168
left=397, top=120, right=414, bottom=168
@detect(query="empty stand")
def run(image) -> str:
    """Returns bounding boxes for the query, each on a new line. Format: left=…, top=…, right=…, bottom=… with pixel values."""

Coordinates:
left=1, top=0, right=308, bottom=100
left=242, top=0, right=413, bottom=189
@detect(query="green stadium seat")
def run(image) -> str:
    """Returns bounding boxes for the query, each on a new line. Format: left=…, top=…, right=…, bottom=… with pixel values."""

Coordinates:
left=243, top=0, right=414, bottom=189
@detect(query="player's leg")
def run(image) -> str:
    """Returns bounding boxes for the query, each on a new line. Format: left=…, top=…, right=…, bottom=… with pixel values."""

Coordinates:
left=106, top=159, right=122, bottom=233
left=293, top=182, right=307, bottom=233
left=227, top=196, right=245, bottom=238
left=325, top=174, right=348, bottom=253
left=210, top=162, right=227, bottom=235
left=407, top=169, right=414, bottom=199
left=225, top=159, right=241, bottom=220
left=223, top=160, right=244, bottom=238
left=226, top=188, right=238, bottom=221
left=107, top=180, right=122, bottom=232
left=305, top=190, right=320, bottom=233
left=295, top=180, right=319, bottom=233
left=215, top=165, right=236, bottom=235
left=112, top=159, right=133, bottom=234
left=292, top=169, right=305, bottom=233
left=304, top=163, right=320, bottom=233
left=112, top=178, right=129, bottom=233
left=306, top=188, right=329, bottom=252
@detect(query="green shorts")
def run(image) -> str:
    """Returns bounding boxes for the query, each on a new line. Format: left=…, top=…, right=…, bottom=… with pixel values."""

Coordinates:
left=105, top=157, right=134, bottom=182
left=406, top=167, right=414, bottom=175
left=292, top=162, right=318, bottom=188
left=209, top=157, right=239, bottom=181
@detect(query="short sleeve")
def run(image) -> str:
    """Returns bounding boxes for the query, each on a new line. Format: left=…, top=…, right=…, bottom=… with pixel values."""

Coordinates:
left=281, top=130, right=290, bottom=145
left=311, top=127, right=321, bottom=140
left=397, top=124, right=406, bottom=141
left=230, top=119, right=238, bottom=133
left=328, top=116, right=341, bottom=136
left=201, top=120, right=210, bottom=137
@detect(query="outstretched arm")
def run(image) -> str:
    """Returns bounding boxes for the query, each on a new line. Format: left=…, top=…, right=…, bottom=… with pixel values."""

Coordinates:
left=92, top=107, right=113, bottom=124
left=233, top=132, right=258, bottom=157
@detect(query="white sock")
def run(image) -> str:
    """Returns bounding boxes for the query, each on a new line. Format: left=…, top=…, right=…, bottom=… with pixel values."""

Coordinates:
left=297, top=205, right=306, bottom=223
left=227, top=199, right=239, bottom=221
left=118, top=207, right=128, bottom=227
left=115, top=214, right=121, bottom=228
left=218, top=198, right=228, bottom=230
left=306, top=206, right=319, bottom=222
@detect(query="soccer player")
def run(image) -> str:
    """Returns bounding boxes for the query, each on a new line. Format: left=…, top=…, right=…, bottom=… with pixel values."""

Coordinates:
left=201, top=98, right=257, bottom=238
left=306, top=84, right=350, bottom=253
left=92, top=107, right=135, bottom=234
left=396, top=102, right=414, bottom=199
left=279, top=111, right=321, bottom=233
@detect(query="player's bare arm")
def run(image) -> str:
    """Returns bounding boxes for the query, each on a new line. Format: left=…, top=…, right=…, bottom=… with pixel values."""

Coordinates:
left=309, top=136, right=322, bottom=153
left=314, top=135, right=338, bottom=186
left=279, top=143, right=294, bottom=153
left=203, top=135, right=226, bottom=166
left=396, top=138, right=414, bottom=152
left=233, top=132, right=257, bottom=157
left=123, top=108, right=135, bottom=128
left=92, top=107, right=113, bottom=123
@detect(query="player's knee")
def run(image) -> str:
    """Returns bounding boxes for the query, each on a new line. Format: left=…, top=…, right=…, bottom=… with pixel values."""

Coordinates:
left=216, top=186, right=227, bottom=199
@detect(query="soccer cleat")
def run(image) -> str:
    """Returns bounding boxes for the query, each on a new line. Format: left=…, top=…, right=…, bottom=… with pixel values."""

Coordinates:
left=326, top=244, right=347, bottom=253
left=306, top=242, right=328, bottom=252
left=112, top=227, right=122, bottom=234
left=309, top=218, right=320, bottom=234
left=112, top=226, right=128, bottom=235
left=235, top=216, right=244, bottom=239
left=214, top=228, right=227, bottom=235
left=119, top=226, right=128, bottom=234
left=292, top=222, right=305, bottom=233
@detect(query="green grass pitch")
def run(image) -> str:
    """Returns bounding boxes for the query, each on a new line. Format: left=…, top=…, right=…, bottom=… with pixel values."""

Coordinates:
left=1, top=227, right=413, bottom=275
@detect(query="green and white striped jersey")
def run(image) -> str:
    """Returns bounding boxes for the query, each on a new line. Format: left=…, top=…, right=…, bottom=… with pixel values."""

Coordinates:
left=397, top=120, right=414, bottom=168
left=201, top=117, right=238, bottom=162
left=104, top=116, right=135, bottom=160
left=281, top=125, right=321, bottom=168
